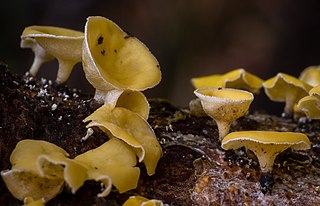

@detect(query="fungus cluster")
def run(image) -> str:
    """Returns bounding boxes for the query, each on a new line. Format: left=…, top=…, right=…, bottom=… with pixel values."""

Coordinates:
left=2, top=16, right=162, bottom=205
left=191, top=69, right=313, bottom=194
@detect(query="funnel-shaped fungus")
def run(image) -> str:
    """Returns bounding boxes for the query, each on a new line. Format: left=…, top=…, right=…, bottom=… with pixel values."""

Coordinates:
left=99, top=89, right=150, bottom=120
left=82, top=16, right=161, bottom=103
left=21, top=26, right=84, bottom=84
left=74, top=138, right=140, bottom=195
left=194, top=88, right=254, bottom=141
left=297, top=85, right=320, bottom=119
left=191, top=68, right=264, bottom=94
left=1, top=138, right=142, bottom=203
left=122, top=196, right=164, bottom=206
left=299, top=65, right=320, bottom=87
left=84, top=105, right=162, bottom=175
left=221, top=131, right=311, bottom=193
left=263, top=73, right=312, bottom=116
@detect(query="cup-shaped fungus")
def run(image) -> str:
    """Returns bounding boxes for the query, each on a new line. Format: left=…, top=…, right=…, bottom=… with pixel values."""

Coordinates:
left=123, top=196, right=164, bottom=206
left=82, top=16, right=161, bottom=104
left=263, top=73, right=312, bottom=116
left=194, top=88, right=254, bottom=141
left=299, top=65, right=320, bottom=87
left=84, top=105, right=162, bottom=175
left=297, top=85, right=320, bottom=119
left=221, top=131, right=311, bottom=194
left=21, top=26, right=84, bottom=84
left=191, top=68, right=264, bottom=94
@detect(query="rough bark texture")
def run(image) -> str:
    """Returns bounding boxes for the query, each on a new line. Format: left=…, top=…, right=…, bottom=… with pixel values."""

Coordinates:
left=1, top=63, right=320, bottom=205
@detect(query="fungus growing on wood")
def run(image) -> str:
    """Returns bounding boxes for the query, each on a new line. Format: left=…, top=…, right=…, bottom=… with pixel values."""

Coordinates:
left=21, top=26, right=84, bottom=84
left=1, top=138, right=142, bottom=203
left=122, top=196, right=164, bottom=206
left=263, top=73, right=312, bottom=116
left=221, top=131, right=311, bottom=194
left=82, top=16, right=161, bottom=104
left=297, top=85, right=320, bottom=119
left=191, top=68, right=264, bottom=94
left=194, top=88, right=254, bottom=141
left=84, top=105, right=162, bottom=175
left=299, top=65, right=320, bottom=87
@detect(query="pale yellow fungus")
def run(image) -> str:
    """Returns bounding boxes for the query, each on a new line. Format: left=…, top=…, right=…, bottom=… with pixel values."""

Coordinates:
left=263, top=73, right=312, bottom=115
left=82, top=16, right=161, bottom=104
left=21, top=26, right=84, bottom=84
left=191, top=68, right=264, bottom=94
left=84, top=105, right=162, bottom=175
left=299, top=65, right=320, bottom=87
left=23, top=197, right=45, bottom=206
left=296, top=85, right=320, bottom=119
left=194, top=88, right=254, bottom=141
left=221, top=131, right=311, bottom=173
left=122, top=196, right=164, bottom=206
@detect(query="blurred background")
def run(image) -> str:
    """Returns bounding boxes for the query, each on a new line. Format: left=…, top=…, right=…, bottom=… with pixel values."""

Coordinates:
left=1, top=0, right=320, bottom=114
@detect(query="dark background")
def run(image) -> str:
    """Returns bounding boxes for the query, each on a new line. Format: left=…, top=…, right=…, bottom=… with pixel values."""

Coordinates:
left=1, top=0, right=320, bottom=114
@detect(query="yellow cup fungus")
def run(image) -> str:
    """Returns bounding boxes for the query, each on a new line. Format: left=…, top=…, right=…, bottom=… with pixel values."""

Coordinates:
left=191, top=68, right=264, bottom=94
left=122, top=196, right=164, bottom=206
left=194, top=88, right=254, bottom=141
left=221, top=131, right=311, bottom=193
left=21, top=26, right=84, bottom=84
left=263, top=73, right=312, bottom=116
left=82, top=16, right=161, bottom=104
left=84, top=105, right=162, bottom=176
left=299, top=65, right=320, bottom=87
left=297, top=85, right=320, bottom=119
left=1, top=138, right=142, bottom=203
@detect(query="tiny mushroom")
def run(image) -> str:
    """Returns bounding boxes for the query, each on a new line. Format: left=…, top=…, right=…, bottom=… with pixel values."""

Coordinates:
left=299, top=65, right=320, bottom=87
left=194, top=88, right=254, bottom=141
left=84, top=105, right=162, bottom=176
left=297, top=85, right=320, bottom=119
left=122, top=196, right=164, bottom=206
left=82, top=16, right=161, bottom=104
left=21, top=26, right=84, bottom=84
left=263, top=73, right=312, bottom=116
left=191, top=68, right=264, bottom=94
left=221, top=131, right=311, bottom=194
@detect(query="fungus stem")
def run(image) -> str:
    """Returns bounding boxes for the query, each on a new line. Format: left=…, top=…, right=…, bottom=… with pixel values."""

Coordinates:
left=56, top=60, right=77, bottom=84
left=29, top=57, right=44, bottom=76
left=216, top=121, right=231, bottom=141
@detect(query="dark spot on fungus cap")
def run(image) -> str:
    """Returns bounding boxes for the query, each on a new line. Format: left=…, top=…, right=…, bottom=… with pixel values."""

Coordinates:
left=97, top=36, right=103, bottom=45
left=101, top=50, right=106, bottom=55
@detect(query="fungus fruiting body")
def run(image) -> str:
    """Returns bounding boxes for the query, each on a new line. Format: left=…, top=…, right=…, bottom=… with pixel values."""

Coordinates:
left=191, top=68, right=264, bottom=94
left=221, top=131, right=311, bottom=193
left=21, top=26, right=84, bottom=84
left=194, top=88, right=254, bottom=140
left=122, top=196, right=164, bottom=206
left=297, top=85, right=320, bottom=119
left=263, top=73, right=312, bottom=116
left=299, top=65, right=320, bottom=87
left=84, top=105, right=162, bottom=175
left=82, top=16, right=161, bottom=104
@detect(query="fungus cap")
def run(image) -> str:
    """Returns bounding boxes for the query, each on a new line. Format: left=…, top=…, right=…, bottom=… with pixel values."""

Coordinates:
left=194, top=88, right=254, bottom=140
left=263, top=73, right=312, bottom=115
left=123, top=196, right=164, bottom=206
left=21, top=26, right=84, bottom=83
left=82, top=16, right=161, bottom=97
left=299, top=65, right=320, bottom=87
left=297, top=95, right=320, bottom=119
left=221, top=131, right=311, bottom=173
left=84, top=105, right=162, bottom=175
left=191, top=68, right=263, bottom=93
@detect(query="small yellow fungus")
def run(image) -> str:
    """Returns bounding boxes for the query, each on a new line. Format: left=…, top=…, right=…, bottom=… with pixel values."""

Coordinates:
left=191, top=68, right=264, bottom=94
left=21, top=26, right=84, bottom=84
left=84, top=105, right=162, bottom=175
left=23, top=197, right=45, bottom=206
left=194, top=88, right=254, bottom=141
left=263, top=73, right=312, bottom=115
left=297, top=85, right=320, bottom=119
left=299, top=65, right=320, bottom=87
left=82, top=16, right=161, bottom=104
left=221, top=131, right=311, bottom=193
left=122, top=196, right=164, bottom=206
